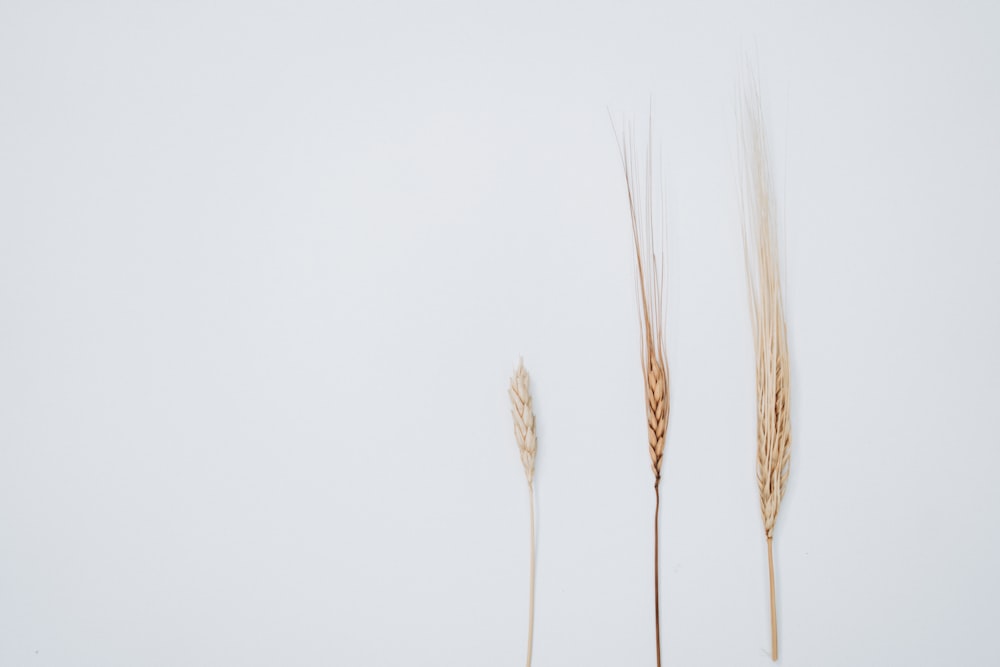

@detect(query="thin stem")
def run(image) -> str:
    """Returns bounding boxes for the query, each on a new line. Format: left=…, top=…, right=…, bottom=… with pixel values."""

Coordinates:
left=654, top=483, right=661, bottom=667
left=526, top=483, right=536, bottom=667
left=767, top=536, right=777, bottom=661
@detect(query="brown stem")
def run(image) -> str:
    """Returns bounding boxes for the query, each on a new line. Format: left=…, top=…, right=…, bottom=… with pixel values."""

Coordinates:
left=654, top=482, right=661, bottom=667
left=767, top=536, right=777, bottom=661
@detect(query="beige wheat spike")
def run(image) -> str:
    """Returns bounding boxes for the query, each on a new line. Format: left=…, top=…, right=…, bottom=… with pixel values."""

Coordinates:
left=612, top=114, right=670, bottom=667
left=509, top=358, right=536, bottom=486
left=739, top=68, right=792, bottom=662
left=508, top=357, right=536, bottom=667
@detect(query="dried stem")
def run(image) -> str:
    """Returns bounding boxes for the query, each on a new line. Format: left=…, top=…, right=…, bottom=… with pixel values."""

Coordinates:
left=654, top=484, right=661, bottom=667
left=767, top=536, right=777, bottom=660
left=527, top=483, right=536, bottom=667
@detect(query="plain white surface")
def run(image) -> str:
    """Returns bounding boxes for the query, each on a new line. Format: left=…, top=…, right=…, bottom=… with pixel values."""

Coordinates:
left=2, top=1, right=999, bottom=665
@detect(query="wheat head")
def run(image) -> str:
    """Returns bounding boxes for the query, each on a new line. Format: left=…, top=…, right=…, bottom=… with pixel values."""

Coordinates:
left=613, top=116, right=670, bottom=482
left=644, top=348, right=668, bottom=482
left=509, top=358, right=536, bottom=486
left=739, top=70, right=791, bottom=540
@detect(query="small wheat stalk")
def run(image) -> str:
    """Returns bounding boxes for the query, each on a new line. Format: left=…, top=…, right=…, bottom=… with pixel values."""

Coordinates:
left=509, top=357, right=537, bottom=667
left=739, top=69, right=792, bottom=662
left=612, top=114, right=670, bottom=667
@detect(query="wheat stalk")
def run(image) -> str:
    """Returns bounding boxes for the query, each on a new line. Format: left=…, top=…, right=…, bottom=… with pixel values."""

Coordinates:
left=509, top=357, right=537, bottom=667
left=739, top=69, right=792, bottom=662
left=612, top=114, right=670, bottom=667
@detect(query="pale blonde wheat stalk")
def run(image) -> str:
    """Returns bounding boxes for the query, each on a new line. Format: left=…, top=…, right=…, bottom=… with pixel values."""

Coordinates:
left=739, top=70, right=792, bottom=662
left=509, top=358, right=537, bottom=667
left=613, top=115, right=670, bottom=667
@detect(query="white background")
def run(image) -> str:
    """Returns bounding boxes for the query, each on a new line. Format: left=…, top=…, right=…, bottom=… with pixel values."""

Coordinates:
left=1, top=1, right=998, bottom=665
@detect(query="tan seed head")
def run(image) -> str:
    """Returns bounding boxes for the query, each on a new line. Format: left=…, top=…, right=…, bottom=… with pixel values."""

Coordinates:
left=509, top=358, right=536, bottom=486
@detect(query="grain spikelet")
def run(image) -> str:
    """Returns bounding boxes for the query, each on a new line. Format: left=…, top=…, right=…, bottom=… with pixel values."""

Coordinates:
left=509, top=358, right=536, bottom=486
left=739, top=68, right=792, bottom=662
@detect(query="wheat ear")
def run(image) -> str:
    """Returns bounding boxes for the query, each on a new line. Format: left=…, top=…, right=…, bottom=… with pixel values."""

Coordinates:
left=739, top=70, right=792, bottom=662
left=612, top=115, right=670, bottom=667
left=509, top=358, right=537, bottom=667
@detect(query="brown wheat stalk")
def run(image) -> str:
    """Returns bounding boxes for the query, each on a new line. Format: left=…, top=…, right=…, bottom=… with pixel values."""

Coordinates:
left=739, top=70, right=792, bottom=662
left=509, top=358, right=537, bottom=667
left=613, top=115, right=670, bottom=667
